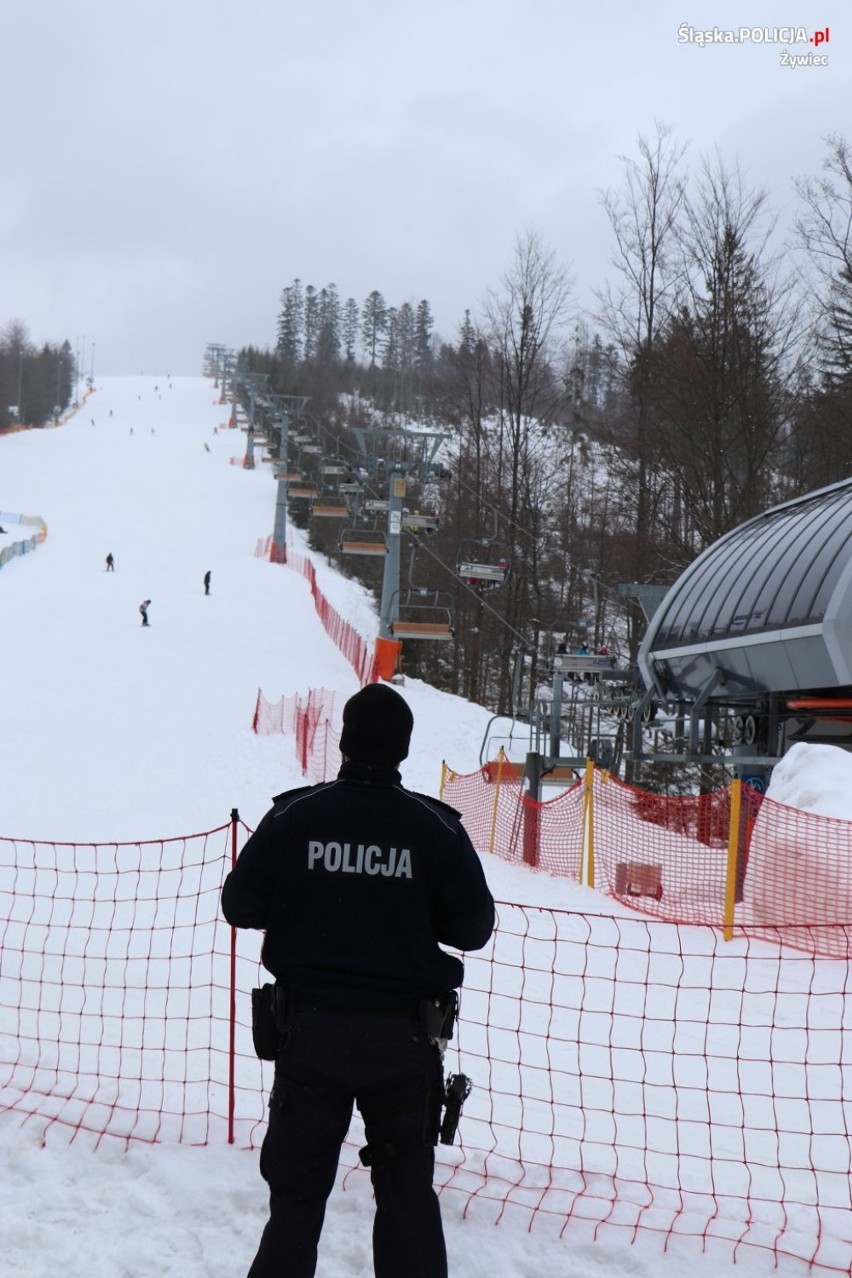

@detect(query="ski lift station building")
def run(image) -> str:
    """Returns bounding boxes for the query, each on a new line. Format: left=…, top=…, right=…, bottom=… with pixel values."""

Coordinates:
left=638, top=478, right=852, bottom=756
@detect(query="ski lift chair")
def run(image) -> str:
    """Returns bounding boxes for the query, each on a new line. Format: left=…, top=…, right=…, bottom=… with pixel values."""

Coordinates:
left=274, top=465, right=304, bottom=483
left=456, top=515, right=510, bottom=586
left=456, top=536, right=510, bottom=587
left=390, top=588, right=454, bottom=640
left=311, top=490, right=352, bottom=521
left=402, top=512, right=440, bottom=534
left=339, top=525, right=388, bottom=556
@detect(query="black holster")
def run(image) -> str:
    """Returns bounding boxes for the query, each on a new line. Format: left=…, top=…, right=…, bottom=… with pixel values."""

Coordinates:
left=251, top=983, right=292, bottom=1060
left=439, top=1073, right=472, bottom=1145
left=420, top=990, right=458, bottom=1052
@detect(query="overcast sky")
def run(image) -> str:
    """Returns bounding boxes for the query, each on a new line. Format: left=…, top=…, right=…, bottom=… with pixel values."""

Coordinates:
left=3, top=0, right=847, bottom=375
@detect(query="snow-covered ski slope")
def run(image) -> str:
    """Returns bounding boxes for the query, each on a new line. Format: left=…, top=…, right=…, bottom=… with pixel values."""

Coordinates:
left=0, top=375, right=500, bottom=842
left=0, top=377, right=814, bottom=1277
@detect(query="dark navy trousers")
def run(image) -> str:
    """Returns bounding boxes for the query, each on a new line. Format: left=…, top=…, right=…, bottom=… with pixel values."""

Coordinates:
left=247, top=1009, right=447, bottom=1278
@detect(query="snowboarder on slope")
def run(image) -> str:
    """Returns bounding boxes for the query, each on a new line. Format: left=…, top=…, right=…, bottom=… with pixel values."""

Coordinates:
left=139, top=600, right=151, bottom=627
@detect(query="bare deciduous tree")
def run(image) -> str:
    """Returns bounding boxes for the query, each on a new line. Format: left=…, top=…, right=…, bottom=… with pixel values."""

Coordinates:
left=794, top=134, right=852, bottom=380
left=483, top=229, right=574, bottom=705
left=596, top=121, right=688, bottom=658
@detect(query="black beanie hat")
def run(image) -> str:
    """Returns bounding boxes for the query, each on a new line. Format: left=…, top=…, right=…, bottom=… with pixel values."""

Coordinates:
left=339, top=684, right=414, bottom=767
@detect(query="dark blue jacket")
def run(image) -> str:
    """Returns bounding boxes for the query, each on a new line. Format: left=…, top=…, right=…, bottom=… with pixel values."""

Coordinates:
left=221, top=761, right=495, bottom=1007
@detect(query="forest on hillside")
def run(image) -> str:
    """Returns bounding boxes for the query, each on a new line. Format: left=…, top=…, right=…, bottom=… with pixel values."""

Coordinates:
left=0, top=321, right=77, bottom=431
left=235, top=129, right=852, bottom=716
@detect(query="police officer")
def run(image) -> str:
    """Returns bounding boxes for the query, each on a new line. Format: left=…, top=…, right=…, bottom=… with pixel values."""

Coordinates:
left=221, top=683, right=495, bottom=1278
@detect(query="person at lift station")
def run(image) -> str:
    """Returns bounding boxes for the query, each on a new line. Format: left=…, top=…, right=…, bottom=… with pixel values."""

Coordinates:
left=221, top=683, right=495, bottom=1278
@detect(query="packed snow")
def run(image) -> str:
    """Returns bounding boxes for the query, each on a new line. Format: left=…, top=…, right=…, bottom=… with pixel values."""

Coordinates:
left=1, top=376, right=847, bottom=1276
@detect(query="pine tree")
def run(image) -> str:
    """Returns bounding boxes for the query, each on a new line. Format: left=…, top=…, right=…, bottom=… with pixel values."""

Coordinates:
left=397, top=303, right=416, bottom=374
left=303, top=285, right=319, bottom=361
left=276, top=279, right=303, bottom=362
left=458, top=309, right=476, bottom=359
left=316, top=284, right=342, bottom=364
left=381, top=306, right=399, bottom=371
left=342, top=297, right=360, bottom=362
left=415, top=299, right=434, bottom=369
left=361, top=291, right=387, bottom=367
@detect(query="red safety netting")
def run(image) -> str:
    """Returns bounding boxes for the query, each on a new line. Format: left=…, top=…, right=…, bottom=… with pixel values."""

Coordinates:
left=440, top=759, right=526, bottom=865
left=591, top=771, right=732, bottom=927
left=285, top=549, right=377, bottom=685
left=0, top=824, right=259, bottom=1148
left=251, top=688, right=341, bottom=784
left=4, top=829, right=852, bottom=1273
left=444, top=904, right=852, bottom=1274
left=295, top=694, right=341, bottom=785
left=443, top=763, right=852, bottom=957
left=738, top=790, right=852, bottom=958
left=252, top=688, right=298, bottom=735
left=253, top=536, right=377, bottom=684
left=442, top=759, right=586, bottom=879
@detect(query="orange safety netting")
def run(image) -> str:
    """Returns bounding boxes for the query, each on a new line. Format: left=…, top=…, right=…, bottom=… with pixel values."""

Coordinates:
left=3, top=827, right=852, bottom=1274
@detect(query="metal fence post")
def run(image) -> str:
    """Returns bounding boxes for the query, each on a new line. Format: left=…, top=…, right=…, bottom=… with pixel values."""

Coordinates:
left=582, top=759, right=596, bottom=888
left=228, top=808, right=239, bottom=1144
left=724, top=779, right=742, bottom=941
left=489, top=748, right=506, bottom=854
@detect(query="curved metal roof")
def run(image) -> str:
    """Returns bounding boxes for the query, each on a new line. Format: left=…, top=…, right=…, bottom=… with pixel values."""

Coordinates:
left=639, top=478, right=852, bottom=701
